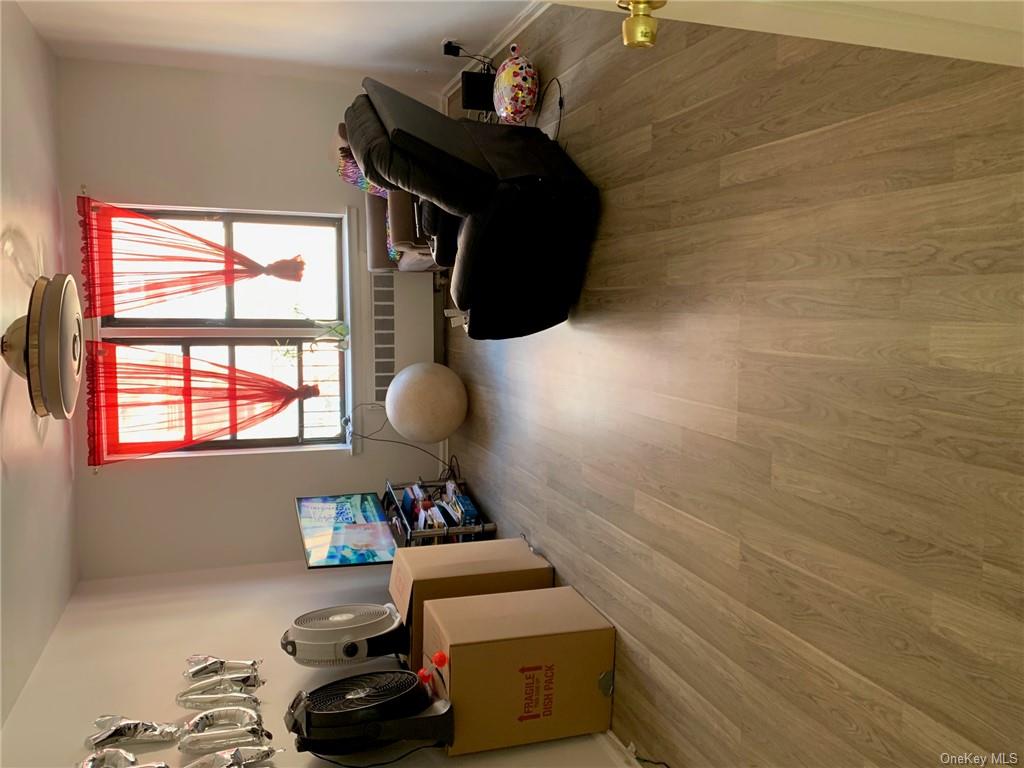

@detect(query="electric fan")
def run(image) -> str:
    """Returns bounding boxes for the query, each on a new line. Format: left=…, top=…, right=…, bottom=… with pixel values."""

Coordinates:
left=284, top=670, right=453, bottom=755
left=280, top=603, right=407, bottom=666
left=1, top=274, right=83, bottom=419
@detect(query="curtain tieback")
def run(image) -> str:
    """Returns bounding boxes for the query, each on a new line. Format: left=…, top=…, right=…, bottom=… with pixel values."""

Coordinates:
left=296, top=384, right=320, bottom=399
left=261, top=255, right=306, bottom=281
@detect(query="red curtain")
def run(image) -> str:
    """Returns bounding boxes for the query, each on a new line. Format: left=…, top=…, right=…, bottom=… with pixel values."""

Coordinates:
left=87, top=341, right=319, bottom=466
left=78, top=196, right=305, bottom=318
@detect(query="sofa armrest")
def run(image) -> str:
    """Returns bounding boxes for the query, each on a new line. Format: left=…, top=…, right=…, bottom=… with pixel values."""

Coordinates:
left=364, top=192, right=395, bottom=272
left=387, top=189, right=426, bottom=248
left=450, top=198, right=500, bottom=311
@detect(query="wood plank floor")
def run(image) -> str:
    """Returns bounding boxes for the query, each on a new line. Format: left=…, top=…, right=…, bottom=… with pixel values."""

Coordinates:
left=446, top=7, right=1024, bottom=766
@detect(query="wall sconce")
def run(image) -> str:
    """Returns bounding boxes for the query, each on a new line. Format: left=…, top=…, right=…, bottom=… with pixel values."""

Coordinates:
left=617, top=0, right=667, bottom=48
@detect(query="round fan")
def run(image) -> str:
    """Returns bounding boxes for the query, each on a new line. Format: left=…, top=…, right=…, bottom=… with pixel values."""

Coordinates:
left=280, top=603, right=407, bottom=667
left=1, top=274, right=83, bottom=419
left=305, top=671, right=427, bottom=723
left=285, top=670, right=453, bottom=755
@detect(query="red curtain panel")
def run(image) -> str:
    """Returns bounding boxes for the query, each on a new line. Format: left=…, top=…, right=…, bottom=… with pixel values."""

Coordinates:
left=86, top=341, right=319, bottom=465
left=77, top=196, right=305, bottom=318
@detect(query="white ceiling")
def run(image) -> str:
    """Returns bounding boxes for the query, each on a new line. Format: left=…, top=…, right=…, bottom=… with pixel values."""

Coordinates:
left=21, top=1, right=530, bottom=92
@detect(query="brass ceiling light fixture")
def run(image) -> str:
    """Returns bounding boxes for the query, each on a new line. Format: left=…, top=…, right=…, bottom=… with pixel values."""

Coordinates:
left=617, top=0, right=667, bottom=48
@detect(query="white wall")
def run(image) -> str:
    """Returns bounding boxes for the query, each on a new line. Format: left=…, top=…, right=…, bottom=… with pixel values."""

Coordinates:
left=57, top=57, right=438, bottom=580
left=2, top=561, right=633, bottom=767
left=0, top=1, right=78, bottom=721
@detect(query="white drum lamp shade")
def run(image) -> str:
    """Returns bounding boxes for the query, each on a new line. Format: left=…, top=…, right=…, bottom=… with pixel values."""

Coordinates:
left=385, top=363, right=467, bottom=444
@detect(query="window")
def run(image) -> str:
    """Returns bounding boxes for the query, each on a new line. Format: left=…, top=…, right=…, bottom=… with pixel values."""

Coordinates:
left=99, top=208, right=348, bottom=451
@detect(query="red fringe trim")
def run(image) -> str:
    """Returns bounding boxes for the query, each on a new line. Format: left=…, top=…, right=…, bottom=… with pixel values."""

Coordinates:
left=77, top=195, right=100, bottom=319
left=85, top=338, right=106, bottom=466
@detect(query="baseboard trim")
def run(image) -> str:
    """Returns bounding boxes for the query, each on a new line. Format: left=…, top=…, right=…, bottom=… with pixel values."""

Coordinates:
left=602, top=730, right=643, bottom=766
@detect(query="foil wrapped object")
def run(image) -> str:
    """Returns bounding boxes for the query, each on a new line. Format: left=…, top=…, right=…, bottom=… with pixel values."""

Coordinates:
left=178, top=707, right=271, bottom=754
left=181, top=706, right=264, bottom=734
left=78, top=748, right=136, bottom=768
left=182, top=746, right=283, bottom=768
left=178, top=724, right=272, bottom=753
left=88, top=715, right=181, bottom=748
left=176, top=690, right=262, bottom=711
left=180, top=672, right=265, bottom=693
left=184, top=655, right=261, bottom=681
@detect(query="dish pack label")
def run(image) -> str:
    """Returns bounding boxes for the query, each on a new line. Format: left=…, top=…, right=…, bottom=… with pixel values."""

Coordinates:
left=518, top=664, right=555, bottom=722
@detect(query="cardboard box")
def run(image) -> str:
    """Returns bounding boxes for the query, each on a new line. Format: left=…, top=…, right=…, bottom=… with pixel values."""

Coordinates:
left=388, top=538, right=553, bottom=673
left=423, top=586, right=615, bottom=755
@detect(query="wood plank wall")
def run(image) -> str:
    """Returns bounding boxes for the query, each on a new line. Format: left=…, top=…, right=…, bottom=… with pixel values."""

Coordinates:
left=446, top=6, right=1023, bottom=765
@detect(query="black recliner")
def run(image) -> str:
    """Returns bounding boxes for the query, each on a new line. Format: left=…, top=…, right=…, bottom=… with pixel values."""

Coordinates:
left=344, top=78, right=599, bottom=340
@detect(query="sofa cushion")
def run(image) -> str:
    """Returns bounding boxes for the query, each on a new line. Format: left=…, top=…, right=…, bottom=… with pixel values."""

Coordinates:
left=345, top=95, right=401, bottom=192
left=347, top=81, right=495, bottom=217
left=364, top=78, right=493, bottom=176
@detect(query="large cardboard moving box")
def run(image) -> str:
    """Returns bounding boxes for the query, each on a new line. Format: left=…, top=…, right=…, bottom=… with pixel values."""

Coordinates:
left=423, top=586, right=615, bottom=756
left=388, top=538, right=553, bottom=672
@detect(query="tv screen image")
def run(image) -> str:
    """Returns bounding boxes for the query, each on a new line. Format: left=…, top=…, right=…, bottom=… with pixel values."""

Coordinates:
left=295, top=493, right=396, bottom=568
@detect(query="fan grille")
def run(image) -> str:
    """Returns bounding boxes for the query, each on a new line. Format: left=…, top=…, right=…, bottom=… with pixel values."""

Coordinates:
left=295, top=603, right=392, bottom=631
left=306, top=671, right=420, bottom=714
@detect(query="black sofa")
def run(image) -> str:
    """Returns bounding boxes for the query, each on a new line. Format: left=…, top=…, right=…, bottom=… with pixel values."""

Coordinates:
left=344, top=78, right=599, bottom=340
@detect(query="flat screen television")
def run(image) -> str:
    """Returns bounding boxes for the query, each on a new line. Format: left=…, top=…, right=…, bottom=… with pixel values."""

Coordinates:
left=295, top=492, right=396, bottom=568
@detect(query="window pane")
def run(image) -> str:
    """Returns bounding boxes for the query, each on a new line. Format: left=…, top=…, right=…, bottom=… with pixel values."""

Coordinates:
left=113, top=218, right=227, bottom=319
left=234, top=345, right=299, bottom=439
left=116, top=344, right=185, bottom=443
left=232, top=222, right=338, bottom=320
left=302, top=342, right=344, bottom=439
left=187, top=345, right=231, bottom=441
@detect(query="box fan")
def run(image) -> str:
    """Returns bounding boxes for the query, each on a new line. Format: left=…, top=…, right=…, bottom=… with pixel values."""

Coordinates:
left=284, top=670, right=453, bottom=755
left=280, top=603, right=407, bottom=666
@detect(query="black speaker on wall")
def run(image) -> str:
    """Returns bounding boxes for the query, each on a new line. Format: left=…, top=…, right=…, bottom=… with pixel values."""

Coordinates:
left=461, top=71, right=496, bottom=112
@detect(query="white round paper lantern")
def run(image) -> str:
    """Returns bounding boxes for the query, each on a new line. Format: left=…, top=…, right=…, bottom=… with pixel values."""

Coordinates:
left=385, top=363, right=467, bottom=444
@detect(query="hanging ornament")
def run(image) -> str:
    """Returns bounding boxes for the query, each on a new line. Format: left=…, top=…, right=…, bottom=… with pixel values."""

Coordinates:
left=492, top=43, right=539, bottom=125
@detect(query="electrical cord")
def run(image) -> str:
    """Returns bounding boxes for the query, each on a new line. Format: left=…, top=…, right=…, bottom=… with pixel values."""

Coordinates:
left=449, top=42, right=494, bottom=71
left=350, top=428, right=452, bottom=471
left=462, top=54, right=494, bottom=70
left=439, top=454, right=461, bottom=483
left=346, top=402, right=455, bottom=473
left=312, top=743, right=442, bottom=768
left=364, top=419, right=389, bottom=439
left=342, top=403, right=386, bottom=440
left=636, top=757, right=673, bottom=768
left=351, top=401, right=385, bottom=413
left=533, top=76, right=564, bottom=141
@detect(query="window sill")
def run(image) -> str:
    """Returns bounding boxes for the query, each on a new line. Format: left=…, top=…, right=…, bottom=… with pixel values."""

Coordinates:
left=137, top=442, right=353, bottom=461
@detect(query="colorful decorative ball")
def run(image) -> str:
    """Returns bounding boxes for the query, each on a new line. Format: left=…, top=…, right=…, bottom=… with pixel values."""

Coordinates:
left=432, top=650, right=448, bottom=669
left=493, top=43, right=539, bottom=125
left=417, top=668, right=432, bottom=684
